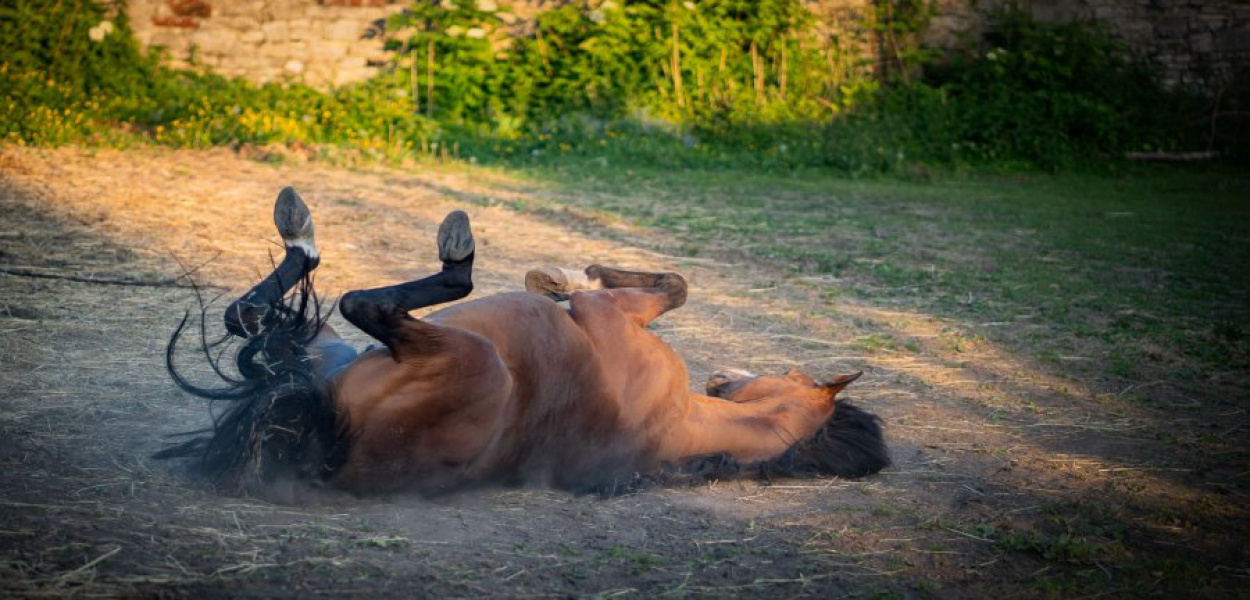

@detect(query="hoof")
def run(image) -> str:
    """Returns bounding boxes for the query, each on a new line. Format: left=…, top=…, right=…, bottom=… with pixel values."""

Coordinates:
left=274, top=186, right=318, bottom=260
left=524, top=267, right=600, bottom=300
left=706, top=368, right=756, bottom=399
left=438, top=210, right=475, bottom=263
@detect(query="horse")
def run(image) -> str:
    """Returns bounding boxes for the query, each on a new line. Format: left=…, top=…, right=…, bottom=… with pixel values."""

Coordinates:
left=160, top=187, right=889, bottom=496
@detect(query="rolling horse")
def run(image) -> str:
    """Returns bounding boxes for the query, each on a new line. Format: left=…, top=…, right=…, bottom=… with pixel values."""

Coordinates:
left=160, top=187, right=889, bottom=495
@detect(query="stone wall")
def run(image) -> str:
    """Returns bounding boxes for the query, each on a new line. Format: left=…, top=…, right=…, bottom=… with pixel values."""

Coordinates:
left=926, top=0, right=1250, bottom=89
left=128, top=0, right=407, bottom=86
left=127, top=0, right=1249, bottom=90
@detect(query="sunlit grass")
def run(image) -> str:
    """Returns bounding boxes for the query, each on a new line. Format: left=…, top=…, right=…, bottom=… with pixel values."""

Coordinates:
left=514, top=163, right=1250, bottom=408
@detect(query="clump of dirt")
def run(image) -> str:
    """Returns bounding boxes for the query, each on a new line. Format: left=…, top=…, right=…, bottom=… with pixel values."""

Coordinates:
left=0, top=147, right=1245, bottom=599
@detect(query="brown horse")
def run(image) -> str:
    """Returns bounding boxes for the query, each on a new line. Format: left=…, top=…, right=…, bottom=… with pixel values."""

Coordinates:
left=161, top=188, right=889, bottom=496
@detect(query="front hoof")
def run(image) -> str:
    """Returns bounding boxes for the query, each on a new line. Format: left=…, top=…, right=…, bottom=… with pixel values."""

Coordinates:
left=438, top=210, right=475, bottom=263
left=274, top=186, right=319, bottom=260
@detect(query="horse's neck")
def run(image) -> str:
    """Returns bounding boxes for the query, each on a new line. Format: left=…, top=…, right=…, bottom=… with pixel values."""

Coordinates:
left=663, top=391, right=834, bottom=464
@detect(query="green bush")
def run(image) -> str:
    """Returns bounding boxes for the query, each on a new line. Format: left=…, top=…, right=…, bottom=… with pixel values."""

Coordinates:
left=924, top=8, right=1205, bottom=168
left=0, top=0, right=1216, bottom=173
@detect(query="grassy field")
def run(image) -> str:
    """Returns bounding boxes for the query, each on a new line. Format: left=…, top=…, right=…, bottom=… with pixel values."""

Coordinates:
left=511, top=162, right=1250, bottom=410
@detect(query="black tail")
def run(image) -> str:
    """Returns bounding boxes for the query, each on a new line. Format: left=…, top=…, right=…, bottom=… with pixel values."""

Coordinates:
left=670, top=402, right=890, bottom=483
left=158, top=271, right=347, bottom=495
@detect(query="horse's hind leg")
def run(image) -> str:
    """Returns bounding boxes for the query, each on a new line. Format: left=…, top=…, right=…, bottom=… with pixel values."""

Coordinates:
left=526, top=264, right=686, bottom=326
left=224, top=187, right=321, bottom=338
left=338, top=211, right=475, bottom=357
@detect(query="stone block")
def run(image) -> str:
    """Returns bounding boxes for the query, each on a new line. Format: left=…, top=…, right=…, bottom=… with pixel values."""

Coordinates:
left=1092, top=6, right=1126, bottom=20
left=1119, top=21, right=1154, bottom=41
left=260, top=41, right=308, bottom=58
left=1217, top=26, right=1250, bottom=52
left=214, top=16, right=261, bottom=31
left=190, top=29, right=239, bottom=56
left=219, top=1, right=267, bottom=17
left=326, top=19, right=363, bottom=41
left=311, top=42, right=350, bottom=58
left=1155, top=16, right=1191, bottom=37
left=149, top=30, right=190, bottom=49
left=334, top=66, right=375, bottom=87
left=289, top=19, right=315, bottom=41
left=152, top=15, right=201, bottom=29
left=241, top=29, right=266, bottom=44
left=167, top=0, right=211, bottom=18
left=261, top=21, right=288, bottom=41
left=1192, top=31, right=1215, bottom=53
left=347, top=42, right=386, bottom=56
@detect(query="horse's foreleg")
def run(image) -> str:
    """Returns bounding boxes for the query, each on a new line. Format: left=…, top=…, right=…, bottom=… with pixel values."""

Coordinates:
left=526, top=264, right=686, bottom=326
left=338, top=211, right=474, bottom=358
left=224, top=187, right=320, bottom=338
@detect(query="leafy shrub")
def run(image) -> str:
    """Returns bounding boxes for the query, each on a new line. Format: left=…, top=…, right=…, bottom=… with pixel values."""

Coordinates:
left=0, top=0, right=1217, bottom=173
left=924, top=8, right=1206, bottom=168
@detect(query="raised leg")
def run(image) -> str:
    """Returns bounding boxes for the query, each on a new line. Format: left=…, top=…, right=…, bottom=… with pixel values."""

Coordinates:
left=338, top=211, right=475, bottom=359
left=525, top=264, right=687, bottom=327
left=224, top=186, right=321, bottom=338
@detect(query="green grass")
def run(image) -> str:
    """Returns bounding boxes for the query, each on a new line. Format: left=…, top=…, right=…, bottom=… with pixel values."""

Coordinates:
left=513, top=161, right=1250, bottom=406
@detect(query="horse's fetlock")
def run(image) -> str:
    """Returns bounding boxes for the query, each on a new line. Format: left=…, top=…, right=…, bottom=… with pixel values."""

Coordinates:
left=442, top=264, right=474, bottom=290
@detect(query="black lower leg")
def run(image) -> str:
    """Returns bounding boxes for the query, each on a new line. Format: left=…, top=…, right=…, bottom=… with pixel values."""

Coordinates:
left=339, top=255, right=474, bottom=352
left=350, top=254, right=472, bottom=312
left=224, top=247, right=319, bottom=338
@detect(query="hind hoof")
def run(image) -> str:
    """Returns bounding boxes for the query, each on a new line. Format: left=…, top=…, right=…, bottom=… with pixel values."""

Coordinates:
left=706, top=368, right=756, bottom=399
left=524, top=267, right=600, bottom=300
left=438, top=210, right=475, bottom=263
left=274, top=186, right=318, bottom=260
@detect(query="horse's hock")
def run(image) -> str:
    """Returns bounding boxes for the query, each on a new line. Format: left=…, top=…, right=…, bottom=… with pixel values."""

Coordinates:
left=123, top=0, right=1250, bottom=90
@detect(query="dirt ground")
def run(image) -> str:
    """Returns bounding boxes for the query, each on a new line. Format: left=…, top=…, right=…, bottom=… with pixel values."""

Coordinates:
left=0, top=147, right=1245, bottom=599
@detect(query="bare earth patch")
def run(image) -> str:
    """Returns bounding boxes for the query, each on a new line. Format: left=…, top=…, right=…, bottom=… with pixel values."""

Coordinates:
left=0, top=147, right=1245, bottom=598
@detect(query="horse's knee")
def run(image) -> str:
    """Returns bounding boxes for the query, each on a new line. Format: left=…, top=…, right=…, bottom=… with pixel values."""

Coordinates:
left=338, top=290, right=373, bottom=324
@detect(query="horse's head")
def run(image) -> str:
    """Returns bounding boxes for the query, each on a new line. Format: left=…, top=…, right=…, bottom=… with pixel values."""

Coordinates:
left=700, top=367, right=886, bottom=478
left=706, top=367, right=862, bottom=405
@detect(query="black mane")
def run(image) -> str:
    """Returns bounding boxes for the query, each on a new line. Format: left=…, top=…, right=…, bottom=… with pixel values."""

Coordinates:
left=158, top=271, right=347, bottom=494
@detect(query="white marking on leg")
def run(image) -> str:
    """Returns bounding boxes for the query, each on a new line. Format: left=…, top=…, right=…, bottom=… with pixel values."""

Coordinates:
left=558, top=268, right=601, bottom=290
left=714, top=368, right=757, bottom=381
left=285, top=238, right=319, bottom=259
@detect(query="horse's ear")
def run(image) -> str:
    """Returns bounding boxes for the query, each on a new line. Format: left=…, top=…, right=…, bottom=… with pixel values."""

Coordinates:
left=822, top=371, right=863, bottom=394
